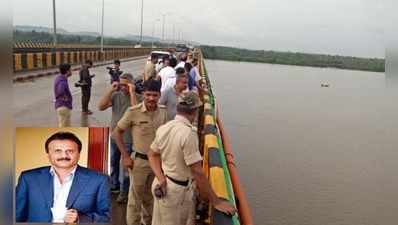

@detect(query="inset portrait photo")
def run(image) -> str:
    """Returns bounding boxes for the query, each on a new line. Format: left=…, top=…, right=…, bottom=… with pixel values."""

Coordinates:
left=15, top=127, right=111, bottom=223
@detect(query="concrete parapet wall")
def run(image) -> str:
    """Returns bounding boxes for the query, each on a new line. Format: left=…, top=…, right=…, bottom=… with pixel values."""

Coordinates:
left=13, top=42, right=158, bottom=73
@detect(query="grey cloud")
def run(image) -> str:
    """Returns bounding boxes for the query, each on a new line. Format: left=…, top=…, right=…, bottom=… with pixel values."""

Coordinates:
left=13, top=0, right=391, bottom=58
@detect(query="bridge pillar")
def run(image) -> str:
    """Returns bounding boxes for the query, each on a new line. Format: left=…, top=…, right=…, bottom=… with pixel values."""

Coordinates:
left=26, top=53, right=34, bottom=70
left=36, top=53, right=43, bottom=69
left=14, top=53, right=22, bottom=71
left=69, top=52, right=74, bottom=64
left=46, top=52, right=53, bottom=68
left=55, top=52, right=61, bottom=66
left=63, top=52, right=69, bottom=64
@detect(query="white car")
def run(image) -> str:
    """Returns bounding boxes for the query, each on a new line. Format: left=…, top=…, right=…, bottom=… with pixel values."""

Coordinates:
left=147, top=51, right=172, bottom=64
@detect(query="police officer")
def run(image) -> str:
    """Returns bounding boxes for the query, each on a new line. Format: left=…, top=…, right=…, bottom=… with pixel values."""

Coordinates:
left=148, top=91, right=237, bottom=225
left=144, top=55, right=158, bottom=81
left=112, top=79, right=167, bottom=225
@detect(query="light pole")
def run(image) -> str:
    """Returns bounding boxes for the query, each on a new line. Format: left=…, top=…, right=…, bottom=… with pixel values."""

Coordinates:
left=139, top=0, right=144, bottom=45
left=166, top=14, right=174, bottom=48
left=52, top=0, right=57, bottom=46
left=161, top=14, right=166, bottom=43
left=101, top=0, right=105, bottom=53
left=172, top=23, right=175, bottom=45
left=151, top=19, right=160, bottom=48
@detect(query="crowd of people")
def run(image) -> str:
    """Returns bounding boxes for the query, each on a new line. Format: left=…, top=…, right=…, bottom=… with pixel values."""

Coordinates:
left=47, top=49, right=237, bottom=225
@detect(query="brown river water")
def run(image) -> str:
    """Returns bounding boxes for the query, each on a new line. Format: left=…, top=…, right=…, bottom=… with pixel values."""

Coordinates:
left=206, top=59, right=398, bottom=225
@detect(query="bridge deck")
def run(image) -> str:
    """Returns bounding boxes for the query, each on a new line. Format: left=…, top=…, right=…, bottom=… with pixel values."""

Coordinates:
left=13, top=58, right=146, bottom=127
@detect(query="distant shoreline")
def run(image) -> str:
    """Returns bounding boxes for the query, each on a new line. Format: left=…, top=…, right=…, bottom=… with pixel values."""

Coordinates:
left=201, top=45, right=385, bottom=73
left=204, top=57, right=385, bottom=74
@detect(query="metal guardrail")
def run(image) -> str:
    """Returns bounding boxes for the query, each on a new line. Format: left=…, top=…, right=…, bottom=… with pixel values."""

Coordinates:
left=13, top=42, right=140, bottom=50
left=197, top=50, right=254, bottom=225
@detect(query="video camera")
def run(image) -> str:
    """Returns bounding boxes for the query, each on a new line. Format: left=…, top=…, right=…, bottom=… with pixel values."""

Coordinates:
left=106, top=67, right=123, bottom=76
left=74, top=81, right=88, bottom=87
left=134, top=78, right=145, bottom=95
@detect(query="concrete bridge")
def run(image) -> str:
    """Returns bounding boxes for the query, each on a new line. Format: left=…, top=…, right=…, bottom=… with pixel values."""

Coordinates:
left=12, top=43, right=254, bottom=225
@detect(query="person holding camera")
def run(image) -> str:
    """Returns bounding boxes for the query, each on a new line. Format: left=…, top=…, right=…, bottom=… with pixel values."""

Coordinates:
left=76, top=60, right=95, bottom=115
left=107, top=59, right=123, bottom=83
left=98, top=73, right=137, bottom=203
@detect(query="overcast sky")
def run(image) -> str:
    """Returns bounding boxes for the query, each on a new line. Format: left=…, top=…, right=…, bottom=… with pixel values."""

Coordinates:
left=13, top=0, right=394, bottom=58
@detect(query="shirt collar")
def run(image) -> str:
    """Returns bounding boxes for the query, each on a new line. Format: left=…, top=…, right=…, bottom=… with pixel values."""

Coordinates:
left=58, top=74, right=67, bottom=81
left=49, top=166, right=77, bottom=180
left=141, top=102, right=147, bottom=112
left=141, top=102, right=158, bottom=113
left=175, top=115, right=192, bottom=126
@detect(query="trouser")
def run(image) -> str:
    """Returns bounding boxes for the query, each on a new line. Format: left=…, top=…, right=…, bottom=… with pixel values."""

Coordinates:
left=126, top=157, right=155, bottom=225
left=56, top=106, right=71, bottom=127
left=81, top=86, right=91, bottom=112
left=110, top=139, right=133, bottom=194
left=151, top=177, right=196, bottom=225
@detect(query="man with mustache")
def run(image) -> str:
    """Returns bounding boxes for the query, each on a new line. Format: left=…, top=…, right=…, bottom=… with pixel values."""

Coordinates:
left=15, top=131, right=111, bottom=223
left=112, top=79, right=167, bottom=225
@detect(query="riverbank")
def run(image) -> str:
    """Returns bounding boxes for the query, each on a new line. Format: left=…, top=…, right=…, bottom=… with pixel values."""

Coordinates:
left=201, top=45, right=385, bottom=73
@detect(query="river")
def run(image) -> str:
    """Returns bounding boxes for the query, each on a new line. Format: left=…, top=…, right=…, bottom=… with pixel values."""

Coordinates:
left=206, top=59, right=398, bottom=225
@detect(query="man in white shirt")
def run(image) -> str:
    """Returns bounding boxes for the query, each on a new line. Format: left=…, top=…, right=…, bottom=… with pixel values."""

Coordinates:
left=175, top=52, right=187, bottom=69
left=157, top=57, right=177, bottom=93
left=159, top=72, right=189, bottom=121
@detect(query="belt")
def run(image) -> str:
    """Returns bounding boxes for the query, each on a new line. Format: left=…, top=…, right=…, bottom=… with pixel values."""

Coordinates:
left=135, top=152, right=148, bottom=160
left=166, top=175, right=189, bottom=187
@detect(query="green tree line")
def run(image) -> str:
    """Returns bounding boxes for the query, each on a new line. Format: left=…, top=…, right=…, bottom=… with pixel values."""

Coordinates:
left=200, top=45, right=385, bottom=72
left=13, top=30, right=167, bottom=47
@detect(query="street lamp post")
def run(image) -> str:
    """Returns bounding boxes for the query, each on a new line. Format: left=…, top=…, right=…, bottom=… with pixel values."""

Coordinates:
left=101, top=0, right=105, bottom=53
left=162, top=14, right=166, bottom=44
left=52, top=0, right=57, bottom=46
left=172, top=23, right=175, bottom=45
left=139, top=0, right=144, bottom=46
left=151, top=19, right=160, bottom=48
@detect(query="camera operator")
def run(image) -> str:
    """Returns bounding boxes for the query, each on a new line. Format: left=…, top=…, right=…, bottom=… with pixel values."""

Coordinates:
left=76, top=60, right=95, bottom=115
left=98, top=73, right=138, bottom=203
left=107, top=59, right=123, bottom=83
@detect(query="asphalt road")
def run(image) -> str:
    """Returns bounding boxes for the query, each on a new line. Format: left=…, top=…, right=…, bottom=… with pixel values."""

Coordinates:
left=13, top=58, right=147, bottom=127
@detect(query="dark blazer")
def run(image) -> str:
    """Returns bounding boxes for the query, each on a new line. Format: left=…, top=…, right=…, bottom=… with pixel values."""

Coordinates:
left=16, top=165, right=111, bottom=223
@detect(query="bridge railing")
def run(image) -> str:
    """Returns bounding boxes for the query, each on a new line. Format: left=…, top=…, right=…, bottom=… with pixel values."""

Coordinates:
left=13, top=42, right=157, bottom=73
left=197, top=49, right=254, bottom=225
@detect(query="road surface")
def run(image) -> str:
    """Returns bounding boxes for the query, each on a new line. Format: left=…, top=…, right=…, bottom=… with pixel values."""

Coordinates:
left=13, top=58, right=147, bottom=127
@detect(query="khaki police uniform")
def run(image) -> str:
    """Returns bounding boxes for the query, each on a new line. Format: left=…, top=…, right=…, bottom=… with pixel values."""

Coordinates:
left=117, top=102, right=168, bottom=225
left=144, top=62, right=155, bottom=81
left=150, top=92, right=203, bottom=225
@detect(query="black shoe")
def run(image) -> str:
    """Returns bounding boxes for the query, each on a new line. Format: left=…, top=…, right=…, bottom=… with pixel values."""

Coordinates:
left=116, top=193, right=128, bottom=204
left=111, top=187, right=120, bottom=194
left=82, top=110, right=93, bottom=115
